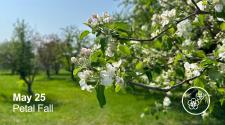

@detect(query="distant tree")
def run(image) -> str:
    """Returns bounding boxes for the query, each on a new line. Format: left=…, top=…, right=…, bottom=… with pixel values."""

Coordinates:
left=0, top=40, right=18, bottom=74
left=37, top=34, right=62, bottom=78
left=61, top=26, right=90, bottom=80
left=14, top=20, right=37, bottom=95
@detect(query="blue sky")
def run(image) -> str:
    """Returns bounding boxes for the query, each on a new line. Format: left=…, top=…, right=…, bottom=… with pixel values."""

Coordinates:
left=0, top=0, right=120, bottom=41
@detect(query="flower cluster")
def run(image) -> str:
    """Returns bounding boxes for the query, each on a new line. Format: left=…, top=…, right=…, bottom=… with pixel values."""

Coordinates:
left=87, top=12, right=112, bottom=27
left=153, top=68, right=174, bottom=87
left=100, top=60, right=123, bottom=86
left=163, top=96, right=171, bottom=107
left=213, top=0, right=225, bottom=12
left=78, top=70, right=94, bottom=92
left=80, top=48, right=91, bottom=56
left=218, top=39, right=225, bottom=60
left=151, top=9, right=176, bottom=27
left=71, top=47, right=91, bottom=66
left=187, top=0, right=224, bottom=12
left=184, top=62, right=201, bottom=78
left=176, top=20, right=192, bottom=38
left=158, top=0, right=169, bottom=7
left=106, top=42, right=116, bottom=57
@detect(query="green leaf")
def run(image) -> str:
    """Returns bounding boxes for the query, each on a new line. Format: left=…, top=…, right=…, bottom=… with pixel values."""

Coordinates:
left=73, top=67, right=82, bottom=76
left=170, top=81, right=175, bottom=86
left=219, top=98, right=225, bottom=106
left=135, top=62, right=143, bottom=70
left=200, top=58, right=214, bottom=68
left=119, top=45, right=131, bottom=56
left=80, top=30, right=90, bottom=40
left=194, top=78, right=205, bottom=88
left=153, top=40, right=162, bottom=50
left=218, top=88, right=225, bottom=94
left=207, top=68, right=223, bottom=83
left=197, top=14, right=205, bottom=26
left=90, top=50, right=103, bottom=62
left=115, top=84, right=121, bottom=93
left=108, top=22, right=131, bottom=37
left=110, top=22, right=130, bottom=31
left=220, top=23, right=225, bottom=31
left=100, top=37, right=107, bottom=53
left=95, top=84, right=106, bottom=108
left=193, top=50, right=206, bottom=58
left=144, top=67, right=152, bottom=81
left=174, top=53, right=183, bottom=64
left=90, top=50, right=105, bottom=66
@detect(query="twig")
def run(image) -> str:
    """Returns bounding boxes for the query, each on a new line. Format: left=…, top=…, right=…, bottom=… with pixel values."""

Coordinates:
left=191, top=0, right=201, bottom=11
left=116, top=10, right=210, bottom=42
left=129, top=69, right=206, bottom=92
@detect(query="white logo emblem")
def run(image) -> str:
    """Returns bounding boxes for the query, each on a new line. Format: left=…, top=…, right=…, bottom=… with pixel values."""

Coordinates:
left=182, top=87, right=210, bottom=115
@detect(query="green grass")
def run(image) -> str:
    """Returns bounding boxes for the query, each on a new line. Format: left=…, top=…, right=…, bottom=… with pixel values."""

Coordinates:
left=0, top=71, right=223, bottom=125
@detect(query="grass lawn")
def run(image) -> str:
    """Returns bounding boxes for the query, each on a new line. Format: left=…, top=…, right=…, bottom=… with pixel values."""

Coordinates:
left=0, top=71, right=223, bottom=125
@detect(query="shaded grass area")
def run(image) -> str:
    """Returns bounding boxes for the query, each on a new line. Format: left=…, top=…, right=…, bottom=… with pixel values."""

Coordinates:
left=0, top=71, right=223, bottom=125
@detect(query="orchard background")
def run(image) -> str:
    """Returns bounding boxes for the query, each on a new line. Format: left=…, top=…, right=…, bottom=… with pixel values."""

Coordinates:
left=0, top=0, right=225, bottom=125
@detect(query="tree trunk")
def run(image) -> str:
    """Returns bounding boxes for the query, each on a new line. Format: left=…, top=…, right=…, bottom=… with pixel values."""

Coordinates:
left=71, top=63, right=75, bottom=81
left=55, top=69, right=59, bottom=75
left=11, top=68, right=16, bottom=75
left=54, top=63, right=60, bottom=75
left=27, top=83, right=33, bottom=95
left=66, top=56, right=71, bottom=72
left=46, top=69, right=50, bottom=79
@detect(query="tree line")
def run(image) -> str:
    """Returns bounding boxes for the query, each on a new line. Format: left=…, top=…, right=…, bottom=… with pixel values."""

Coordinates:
left=0, top=20, right=90, bottom=94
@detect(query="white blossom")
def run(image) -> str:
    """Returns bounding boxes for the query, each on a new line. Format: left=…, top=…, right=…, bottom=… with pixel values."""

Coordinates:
left=112, top=59, right=122, bottom=68
left=182, top=39, right=192, bottom=46
left=106, top=63, right=116, bottom=75
left=149, top=82, right=160, bottom=87
left=184, top=62, right=198, bottom=70
left=184, top=62, right=200, bottom=78
left=87, top=12, right=112, bottom=27
left=176, top=20, right=192, bottom=38
left=151, top=14, right=158, bottom=26
left=140, top=113, right=145, bottom=118
left=219, top=52, right=225, bottom=59
left=71, top=57, right=77, bottom=64
left=163, top=96, right=171, bottom=107
left=106, top=42, right=116, bottom=57
left=197, top=1, right=206, bottom=11
left=213, top=0, right=220, bottom=3
left=88, top=14, right=99, bottom=26
left=151, top=9, right=176, bottom=27
left=161, top=9, right=176, bottom=27
left=197, top=38, right=204, bottom=48
left=78, top=70, right=93, bottom=92
left=92, top=44, right=101, bottom=51
left=217, top=17, right=225, bottom=22
left=151, top=30, right=160, bottom=38
left=214, top=3, right=223, bottom=12
left=116, top=76, right=124, bottom=85
left=103, top=12, right=112, bottom=23
left=79, top=79, right=94, bottom=92
left=141, top=75, right=149, bottom=83
left=80, top=48, right=91, bottom=56
left=100, top=70, right=114, bottom=86
left=100, top=60, right=122, bottom=86
left=193, top=70, right=201, bottom=77
left=141, top=25, right=148, bottom=31
left=201, top=111, right=209, bottom=119
left=78, top=70, right=92, bottom=80
left=166, top=91, right=172, bottom=96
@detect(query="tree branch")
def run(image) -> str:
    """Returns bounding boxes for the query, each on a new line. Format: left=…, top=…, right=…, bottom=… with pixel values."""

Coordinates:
left=191, top=0, right=200, bottom=11
left=117, top=11, right=210, bottom=42
left=129, top=69, right=206, bottom=92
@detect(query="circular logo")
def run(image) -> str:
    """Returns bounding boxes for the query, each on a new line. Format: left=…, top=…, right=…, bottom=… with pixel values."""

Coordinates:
left=182, top=87, right=210, bottom=115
